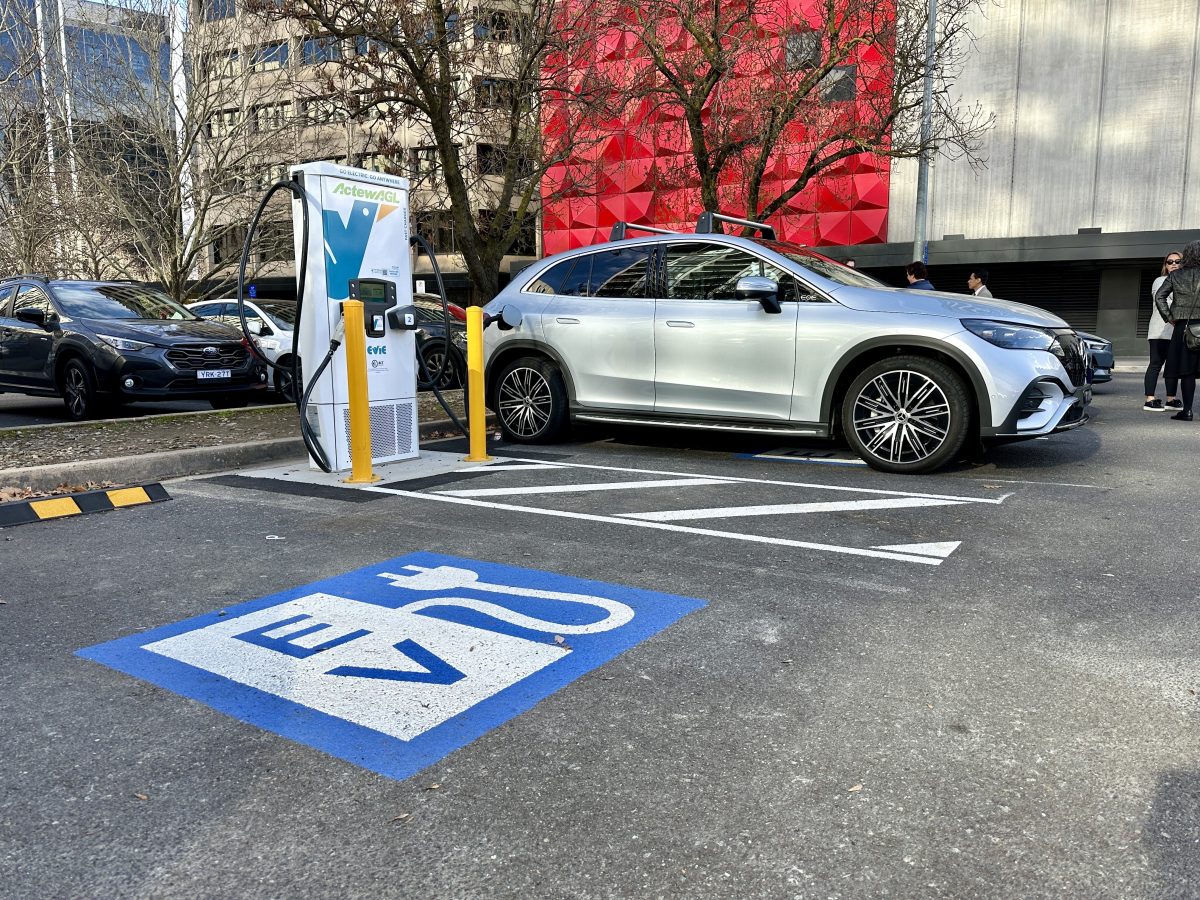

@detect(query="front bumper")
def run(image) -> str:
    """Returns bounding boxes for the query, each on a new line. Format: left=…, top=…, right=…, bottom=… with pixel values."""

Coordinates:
left=987, top=380, right=1091, bottom=440
left=95, top=348, right=267, bottom=399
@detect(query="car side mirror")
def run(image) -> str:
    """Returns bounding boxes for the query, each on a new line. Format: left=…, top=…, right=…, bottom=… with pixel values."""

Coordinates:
left=246, top=319, right=268, bottom=336
left=736, top=276, right=782, bottom=314
left=16, top=307, right=47, bottom=327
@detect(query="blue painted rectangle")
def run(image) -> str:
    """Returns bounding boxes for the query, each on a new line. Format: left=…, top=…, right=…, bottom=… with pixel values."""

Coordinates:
left=78, top=552, right=705, bottom=781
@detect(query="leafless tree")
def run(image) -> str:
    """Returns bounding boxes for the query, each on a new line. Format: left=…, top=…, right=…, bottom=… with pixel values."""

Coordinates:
left=260, top=0, right=611, bottom=301
left=579, top=0, right=991, bottom=224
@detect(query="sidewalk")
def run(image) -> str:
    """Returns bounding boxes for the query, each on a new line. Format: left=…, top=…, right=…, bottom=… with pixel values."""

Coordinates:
left=1114, top=357, right=1150, bottom=372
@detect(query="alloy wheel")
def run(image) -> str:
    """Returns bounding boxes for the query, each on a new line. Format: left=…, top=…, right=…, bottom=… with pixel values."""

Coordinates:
left=498, top=366, right=553, bottom=438
left=65, top=366, right=89, bottom=418
left=851, top=369, right=951, bottom=465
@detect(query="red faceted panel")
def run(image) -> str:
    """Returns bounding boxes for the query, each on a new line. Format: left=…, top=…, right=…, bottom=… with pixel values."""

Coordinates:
left=542, top=1, right=893, bottom=252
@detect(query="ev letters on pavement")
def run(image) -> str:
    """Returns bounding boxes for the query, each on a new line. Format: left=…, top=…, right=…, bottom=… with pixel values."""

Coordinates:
left=78, top=552, right=705, bottom=781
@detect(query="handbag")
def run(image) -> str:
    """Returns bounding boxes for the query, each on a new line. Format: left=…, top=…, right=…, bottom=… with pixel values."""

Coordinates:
left=1187, top=321, right=1200, bottom=351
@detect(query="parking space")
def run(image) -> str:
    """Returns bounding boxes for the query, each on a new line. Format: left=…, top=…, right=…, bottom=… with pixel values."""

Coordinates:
left=3, top=374, right=1198, bottom=898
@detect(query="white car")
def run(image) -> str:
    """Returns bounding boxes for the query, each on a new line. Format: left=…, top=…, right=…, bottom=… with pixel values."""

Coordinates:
left=188, top=298, right=298, bottom=401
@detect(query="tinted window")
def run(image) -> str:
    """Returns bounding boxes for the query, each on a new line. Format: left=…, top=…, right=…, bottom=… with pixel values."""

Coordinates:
left=590, top=247, right=652, bottom=298
left=757, top=241, right=883, bottom=288
left=191, top=304, right=220, bottom=317
left=558, top=256, right=592, bottom=297
left=0, top=284, right=15, bottom=314
left=664, top=243, right=795, bottom=301
left=527, top=257, right=578, bottom=295
left=256, top=300, right=296, bottom=327
left=13, top=286, right=52, bottom=316
left=53, top=284, right=199, bottom=320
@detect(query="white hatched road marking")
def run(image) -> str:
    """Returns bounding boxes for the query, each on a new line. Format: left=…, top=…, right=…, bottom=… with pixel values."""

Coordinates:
left=437, top=477, right=731, bottom=498
left=620, top=497, right=967, bottom=522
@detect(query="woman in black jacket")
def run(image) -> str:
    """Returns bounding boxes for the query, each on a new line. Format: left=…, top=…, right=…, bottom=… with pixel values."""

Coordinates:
left=1154, top=240, right=1200, bottom=421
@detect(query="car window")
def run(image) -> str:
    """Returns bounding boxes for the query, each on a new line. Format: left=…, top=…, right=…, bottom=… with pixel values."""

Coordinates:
left=0, top=284, right=16, bottom=314
left=527, top=257, right=580, bottom=295
left=590, top=247, right=652, bottom=298
left=53, top=284, right=199, bottom=320
left=663, top=243, right=797, bottom=301
left=13, top=286, right=53, bottom=317
left=757, top=240, right=884, bottom=288
left=256, top=300, right=296, bottom=328
left=191, top=304, right=219, bottom=318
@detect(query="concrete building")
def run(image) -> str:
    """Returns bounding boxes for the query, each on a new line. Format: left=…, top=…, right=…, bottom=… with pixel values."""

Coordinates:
left=825, top=0, right=1200, bottom=355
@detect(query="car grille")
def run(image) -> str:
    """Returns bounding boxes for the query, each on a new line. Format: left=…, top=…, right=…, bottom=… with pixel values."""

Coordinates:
left=167, top=343, right=248, bottom=370
left=1053, top=331, right=1087, bottom=387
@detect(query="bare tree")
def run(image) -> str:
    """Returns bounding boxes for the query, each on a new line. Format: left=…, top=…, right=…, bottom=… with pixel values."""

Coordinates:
left=260, top=0, right=611, bottom=301
left=577, top=0, right=991, bottom=225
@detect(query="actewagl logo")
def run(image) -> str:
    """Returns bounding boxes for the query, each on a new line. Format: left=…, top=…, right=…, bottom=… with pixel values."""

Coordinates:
left=331, top=182, right=403, bottom=204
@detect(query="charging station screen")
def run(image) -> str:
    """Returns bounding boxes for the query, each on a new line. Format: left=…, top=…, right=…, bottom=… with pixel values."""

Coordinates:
left=358, top=281, right=387, bottom=300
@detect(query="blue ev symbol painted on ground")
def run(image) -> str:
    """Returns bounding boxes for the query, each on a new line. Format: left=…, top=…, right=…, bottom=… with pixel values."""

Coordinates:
left=78, top=552, right=705, bottom=781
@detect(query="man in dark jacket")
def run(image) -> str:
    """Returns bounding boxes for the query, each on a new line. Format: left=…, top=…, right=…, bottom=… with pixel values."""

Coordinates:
left=905, top=261, right=934, bottom=291
left=1153, top=239, right=1200, bottom=420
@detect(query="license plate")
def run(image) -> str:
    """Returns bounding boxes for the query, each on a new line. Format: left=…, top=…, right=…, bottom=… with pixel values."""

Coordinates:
left=197, top=369, right=231, bottom=380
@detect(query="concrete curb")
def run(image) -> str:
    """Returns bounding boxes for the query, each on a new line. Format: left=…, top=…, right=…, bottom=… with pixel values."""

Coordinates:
left=0, top=416, right=482, bottom=492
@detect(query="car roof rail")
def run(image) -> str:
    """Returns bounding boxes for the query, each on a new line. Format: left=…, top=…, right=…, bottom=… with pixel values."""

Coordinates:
left=609, top=222, right=679, bottom=241
left=695, top=211, right=776, bottom=241
left=1, top=273, right=51, bottom=284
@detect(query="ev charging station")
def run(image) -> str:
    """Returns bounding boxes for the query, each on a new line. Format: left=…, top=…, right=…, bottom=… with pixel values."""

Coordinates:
left=290, top=162, right=419, bottom=473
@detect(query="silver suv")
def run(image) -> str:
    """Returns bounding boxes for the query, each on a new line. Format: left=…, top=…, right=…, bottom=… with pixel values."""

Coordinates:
left=482, top=214, right=1090, bottom=474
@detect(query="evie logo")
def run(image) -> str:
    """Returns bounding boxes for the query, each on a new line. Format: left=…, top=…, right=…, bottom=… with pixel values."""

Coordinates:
left=367, top=345, right=387, bottom=356
left=77, top=553, right=704, bottom=781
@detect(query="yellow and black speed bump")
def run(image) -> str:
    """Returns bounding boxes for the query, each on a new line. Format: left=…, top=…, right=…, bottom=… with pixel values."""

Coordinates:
left=0, top=483, right=170, bottom=527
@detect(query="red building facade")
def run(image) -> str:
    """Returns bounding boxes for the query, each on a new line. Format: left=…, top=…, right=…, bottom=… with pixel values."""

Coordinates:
left=541, top=1, right=893, bottom=255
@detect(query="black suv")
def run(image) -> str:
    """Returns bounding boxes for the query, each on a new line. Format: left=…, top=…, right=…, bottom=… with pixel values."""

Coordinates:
left=0, top=277, right=267, bottom=419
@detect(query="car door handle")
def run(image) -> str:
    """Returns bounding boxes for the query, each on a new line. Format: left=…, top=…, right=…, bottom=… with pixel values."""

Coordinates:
left=665, top=320, right=695, bottom=328
left=555, top=317, right=580, bottom=324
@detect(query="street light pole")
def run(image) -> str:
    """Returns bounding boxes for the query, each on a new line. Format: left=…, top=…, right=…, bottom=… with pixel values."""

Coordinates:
left=913, top=0, right=937, bottom=264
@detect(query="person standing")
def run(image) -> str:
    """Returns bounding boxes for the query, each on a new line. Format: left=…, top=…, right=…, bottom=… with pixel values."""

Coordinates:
left=906, top=261, right=934, bottom=290
left=1144, top=251, right=1183, bottom=411
left=967, top=269, right=992, bottom=297
left=1153, top=240, right=1200, bottom=421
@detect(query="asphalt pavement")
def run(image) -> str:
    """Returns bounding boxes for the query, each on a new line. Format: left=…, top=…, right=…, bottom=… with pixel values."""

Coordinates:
left=0, top=392, right=266, bottom=427
left=2, top=373, right=1197, bottom=899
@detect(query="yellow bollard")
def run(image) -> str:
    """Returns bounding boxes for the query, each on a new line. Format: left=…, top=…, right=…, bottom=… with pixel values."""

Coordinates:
left=341, top=300, right=379, bottom=483
left=463, top=305, right=492, bottom=462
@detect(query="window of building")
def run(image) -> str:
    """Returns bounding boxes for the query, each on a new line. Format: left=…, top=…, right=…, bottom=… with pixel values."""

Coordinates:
left=409, top=146, right=438, bottom=177
left=253, top=101, right=292, bottom=131
left=249, top=41, right=288, bottom=72
left=354, top=35, right=390, bottom=57
left=476, top=143, right=532, bottom=178
left=257, top=220, right=292, bottom=262
left=258, top=162, right=288, bottom=190
left=474, top=8, right=526, bottom=42
left=201, top=0, right=235, bottom=22
left=203, top=48, right=239, bottom=81
left=785, top=29, right=820, bottom=71
left=475, top=77, right=520, bottom=110
left=212, top=225, right=249, bottom=266
left=207, top=109, right=239, bottom=139
left=300, top=36, right=341, bottom=65
left=300, top=96, right=339, bottom=124
left=820, top=64, right=857, bottom=102
left=415, top=210, right=455, bottom=252
left=359, top=153, right=398, bottom=174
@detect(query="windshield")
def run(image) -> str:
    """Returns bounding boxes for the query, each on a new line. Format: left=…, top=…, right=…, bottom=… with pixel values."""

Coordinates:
left=256, top=300, right=296, bottom=328
left=54, top=284, right=200, bottom=320
left=756, top=241, right=887, bottom=288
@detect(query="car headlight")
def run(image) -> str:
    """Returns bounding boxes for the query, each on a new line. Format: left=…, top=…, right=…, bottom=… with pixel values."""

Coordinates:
left=97, top=334, right=153, bottom=352
left=961, top=319, right=1055, bottom=351
left=1082, top=339, right=1109, bottom=353
left=257, top=338, right=281, bottom=352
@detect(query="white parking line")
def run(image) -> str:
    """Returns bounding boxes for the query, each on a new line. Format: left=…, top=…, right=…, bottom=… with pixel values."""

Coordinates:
left=620, top=496, right=968, bottom=522
left=437, top=478, right=730, bottom=498
left=362, top=486, right=951, bottom=565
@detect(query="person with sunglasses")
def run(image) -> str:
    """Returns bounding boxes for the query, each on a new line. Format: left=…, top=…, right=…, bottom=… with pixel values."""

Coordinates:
left=1153, top=241, right=1200, bottom=421
left=1144, top=251, right=1183, bottom=411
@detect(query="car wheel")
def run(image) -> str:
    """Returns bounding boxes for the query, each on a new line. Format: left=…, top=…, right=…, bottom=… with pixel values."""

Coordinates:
left=494, top=356, right=568, bottom=443
left=419, top=344, right=460, bottom=390
left=276, top=357, right=299, bottom=403
left=210, top=396, right=250, bottom=410
left=61, top=358, right=99, bottom=421
left=841, top=355, right=971, bottom=474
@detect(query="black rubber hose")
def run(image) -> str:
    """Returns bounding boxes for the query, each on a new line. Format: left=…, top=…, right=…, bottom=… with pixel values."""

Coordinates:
left=411, top=233, right=468, bottom=437
left=235, top=177, right=332, bottom=472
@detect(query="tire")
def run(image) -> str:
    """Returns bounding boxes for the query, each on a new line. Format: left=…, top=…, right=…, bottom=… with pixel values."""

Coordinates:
left=210, top=396, right=250, bottom=410
left=61, top=358, right=99, bottom=421
left=840, top=355, right=971, bottom=474
left=419, top=344, right=462, bottom=390
left=494, top=356, right=569, bottom=444
left=276, top=356, right=299, bottom=403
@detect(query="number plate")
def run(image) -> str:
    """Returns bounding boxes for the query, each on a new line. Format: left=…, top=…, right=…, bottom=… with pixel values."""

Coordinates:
left=197, top=369, right=231, bottom=380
